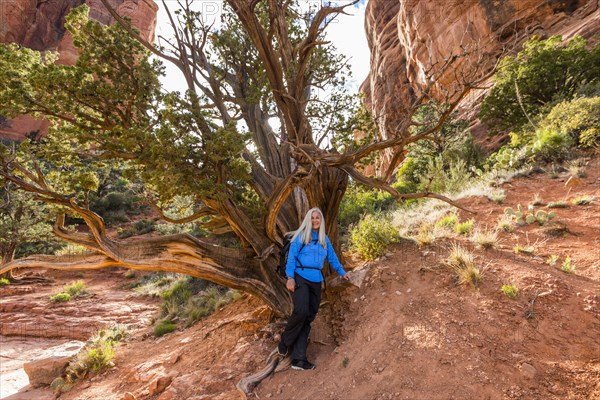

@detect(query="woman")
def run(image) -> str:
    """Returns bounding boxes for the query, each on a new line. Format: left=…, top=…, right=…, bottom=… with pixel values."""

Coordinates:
left=278, top=207, right=350, bottom=370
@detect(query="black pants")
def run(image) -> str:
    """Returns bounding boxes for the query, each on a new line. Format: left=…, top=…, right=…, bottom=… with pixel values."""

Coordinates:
left=281, top=273, right=322, bottom=361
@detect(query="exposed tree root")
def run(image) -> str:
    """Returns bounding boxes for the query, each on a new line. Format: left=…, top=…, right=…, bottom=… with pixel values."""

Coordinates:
left=236, top=348, right=291, bottom=399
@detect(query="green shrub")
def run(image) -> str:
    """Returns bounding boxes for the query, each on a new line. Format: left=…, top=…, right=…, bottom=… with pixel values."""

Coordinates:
left=501, top=284, right=519, bottom=299
left=350, top=214, right=400, bottom=261
left=480, top=35, right=600, bottom=132
left=454, top=219, right=474, bottom=235
left=539, top=97, right=600, bottom=148
left=154, top=319, right=176, bottom=337
left=339, top=186, right=395, bottom=228
left=561, top=256, right=575, bottom=273
left=0, top=278, right=10, bottom=286
left=531, top=128, right=573, bottom=161
left=571, top=195, right=593, bottom=205
left=56, top=325, right=127, bottom=393
left=547, top=201, right=568, bottom=209
left=435, top=214, right=459, bottom=230
left=50, top=292, right=71, bottom=302
left=64, top=280, right=86, bottom=296
left=447, top=244, right=481, bottom=288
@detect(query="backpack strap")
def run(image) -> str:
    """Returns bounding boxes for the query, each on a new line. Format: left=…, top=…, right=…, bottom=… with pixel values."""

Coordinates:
left=295, top=239, right=326, bottom=290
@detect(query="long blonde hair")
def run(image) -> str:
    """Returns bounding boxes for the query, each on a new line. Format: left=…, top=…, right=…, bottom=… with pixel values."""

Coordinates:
left=289, top=207, right=326, bottom=248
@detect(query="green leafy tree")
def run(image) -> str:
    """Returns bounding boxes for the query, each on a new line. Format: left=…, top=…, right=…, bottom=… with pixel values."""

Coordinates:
left=0, top=2, right=492, bottom=315
left=0, top=182, right=53, bottom=279
left=479, top=35, right=600, bottom=132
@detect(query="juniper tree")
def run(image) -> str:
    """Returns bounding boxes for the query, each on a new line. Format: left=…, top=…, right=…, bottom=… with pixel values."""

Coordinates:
left=0, top=1, right=493, bottom=315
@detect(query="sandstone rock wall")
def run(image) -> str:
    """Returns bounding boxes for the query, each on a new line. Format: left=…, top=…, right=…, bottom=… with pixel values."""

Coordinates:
left=0, top=0, right=158, bottom=140
left=362, top=0, right=600, bottom=152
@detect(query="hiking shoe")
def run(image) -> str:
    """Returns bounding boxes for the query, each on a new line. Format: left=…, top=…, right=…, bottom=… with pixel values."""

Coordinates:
left=277, top=340, right=288, bottom=357
left=291, top=359, right=316, bottom=370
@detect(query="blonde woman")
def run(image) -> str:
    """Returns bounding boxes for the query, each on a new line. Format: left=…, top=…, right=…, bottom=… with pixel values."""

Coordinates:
left=278, top=207, right=349, bottom=370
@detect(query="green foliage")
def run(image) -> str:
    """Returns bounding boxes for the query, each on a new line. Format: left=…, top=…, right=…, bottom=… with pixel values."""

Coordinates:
left=571, top=195, right=593, bottom=205
left=539, top=97, right=600, bottom=148
left=64, top=280, right=87, bottom=296
left=349, top=214, right=400, bottom=261
left=54, top=325, right=127, bottom=393
left=435, top=214, right=458, bottom=230
left=487, top=189, right=506, bottom=204
left=393, top=102, right=483, bottom=196
left=50, top=280, right=87, bottom=302
left=342, top=356, right=350, bottom=368
left=339, top=186, right=394, bottom=229
left=154, top=319, right=177, bottom=337
left=49, top=292, right=71, bottom=302
left=497, top=215, right=515, bottom=232
left=118, top=219, right=156, bottom=239
left=0, top=183, right=54, bottom=262
left=531, top=128, right=574, bottom=161
left=454, top=219, right=474, bottom=235
left=501, top=284, right=519, bottom=299
left=0, top=278, right=9, bottom=285
left=141, top=274, right=240, bottom=330
left=547, top=201, right=568, bottom=209
left=561, top=256, right=575, bottom=273
left=480, top=35, right=600, bottom=132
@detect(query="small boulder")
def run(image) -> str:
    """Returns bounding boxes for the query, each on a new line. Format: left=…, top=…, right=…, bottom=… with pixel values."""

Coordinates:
left=23, top=356, right=71, bottom=387
left=121, top=393, right=136, bottom=400
left=149, top=376, right=173, bottom=396
left=521, top=362, right=537, bottom=379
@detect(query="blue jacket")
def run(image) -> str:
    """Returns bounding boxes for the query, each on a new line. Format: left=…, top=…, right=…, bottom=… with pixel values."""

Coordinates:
left=285, top=230, right=346, bottom=282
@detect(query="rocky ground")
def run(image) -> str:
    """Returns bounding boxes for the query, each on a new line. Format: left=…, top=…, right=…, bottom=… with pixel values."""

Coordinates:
left=0, top=157, right=598, bottom=400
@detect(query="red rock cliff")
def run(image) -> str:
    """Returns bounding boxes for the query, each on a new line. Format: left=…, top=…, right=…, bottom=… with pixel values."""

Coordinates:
left=0, top=0, right=158, bottom=141
left=362, top=0, right=600, bottom=145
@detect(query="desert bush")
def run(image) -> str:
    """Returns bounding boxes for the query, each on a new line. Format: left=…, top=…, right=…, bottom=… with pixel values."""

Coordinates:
left=454, top=219, right=474, bottom=235
left=561, top=256, right=575, bottom=273
left=339, top=186, right=395, bottom=228
left=50, top=292, right=71, bottom=302
left=539, top=96, right=600, bottom=148
left=64, top=280, right=86, bottom=296
left=470, top=227, right=499, bottom=249
left=350, top=214, right=400, bottom=260
left=154, top=319, right=177, bottom=337
left=571, top=195, right=593, bottom=205
left=435, top=214, right=459, bottom=230
left=49, top=280, right=87, bottom=302
left=496, top=214, right=514, bottom=232
left=487, top=189, right=506, bottom=203
left=447, top=244, right=481, bottom=288
left=501, top=284, right=519, bottom=299
left=53, top=325, right=127, bottom=394
left=547, top=201, right=568, bottom=209
left=480, top=35, right=600, bottom=132
left=531, top=128, right=574, bottom=161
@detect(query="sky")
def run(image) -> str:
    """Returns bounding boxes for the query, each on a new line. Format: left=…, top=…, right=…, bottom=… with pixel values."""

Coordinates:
left=154, top=0, right=370, bottom=94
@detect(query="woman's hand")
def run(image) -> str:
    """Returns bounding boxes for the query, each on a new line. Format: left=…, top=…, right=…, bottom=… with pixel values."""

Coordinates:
left=342, top=274, right=351, bottom=281
left=286, top=278, right=295, bottom=292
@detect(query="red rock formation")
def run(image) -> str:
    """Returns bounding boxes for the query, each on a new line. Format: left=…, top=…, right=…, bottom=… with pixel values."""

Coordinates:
left=0, top=0, right=158, bottom=140
left=361, top=0, right=600, bottom=170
